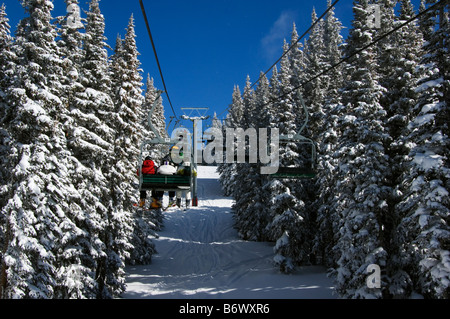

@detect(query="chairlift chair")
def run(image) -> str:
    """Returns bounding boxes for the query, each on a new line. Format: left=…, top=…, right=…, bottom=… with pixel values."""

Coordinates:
left=138, top=91, right=196, bottom=194
left=269, top=92, right=317, bottom=179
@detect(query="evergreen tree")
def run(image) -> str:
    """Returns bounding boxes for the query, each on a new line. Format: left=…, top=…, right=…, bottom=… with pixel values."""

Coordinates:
left=393, top=0, right=450, bottom=299
left=104, top=14, right=147, bottom=296
left=53, top=0, right=109, bottom=299
left=128, top=76, right=163, bottom=266
left=236, top=73, right=270, bottom=242
left=264, top=42, right=310, bottom=273
left=312, top=0, right=344, bottom=268
left=379, top=0, right=423, bottom=147
left=304, top=8, right=327, bottom=112
left=322, top=0, right=344, bottom=104
left=241, top=75, right=255, bottom=128
left=63, top=0, right=118, bottom=298
left=211, top=112, right=222, bottom=130
left=333, top=0, right=391, bottom=298
left=56, top=0, right=86, bottom=119
left=287, top=23, right=306, bottom=94
left=0, top=2, right=15, bottom=203
left=0, top=0, right=85, bottom=299
left=0, top=0, right=161, bottom=299
left=312, top=102, right=342, bottom=268
left=374, top=0, right=430, bottom=298
left=218, top=85, right=243, bottom=197
left=0, top=3, right=14, bottom=103
left=218, top=0, right=449, bottom=299
left=0, top=2, right=15, bottom=299
left=232, top=77, right=261, bottom=240
left=142, top=74, right=168, bottom=162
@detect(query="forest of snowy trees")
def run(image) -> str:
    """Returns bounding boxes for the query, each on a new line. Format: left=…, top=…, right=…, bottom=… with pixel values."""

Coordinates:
left=0, top=0, right=448, bottom=300
left=0, top=0, right=167, bottom=298
left=219, top=0, right=449, bottom=299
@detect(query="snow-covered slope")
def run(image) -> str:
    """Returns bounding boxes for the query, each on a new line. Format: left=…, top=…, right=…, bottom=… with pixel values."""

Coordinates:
left=122, top=166, right=335, bottom=299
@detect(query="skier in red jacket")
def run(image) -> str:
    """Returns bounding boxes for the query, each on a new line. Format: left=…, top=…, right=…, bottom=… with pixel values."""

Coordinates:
left=137, top=156, right=163, bottom=209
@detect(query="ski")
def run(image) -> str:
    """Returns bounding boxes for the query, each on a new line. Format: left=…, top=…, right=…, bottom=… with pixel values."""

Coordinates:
left=133, top=203, right=163, bottom=213
left=163, top=204, right=191, bottom=212
left=162, top=200, right=178, bottom=211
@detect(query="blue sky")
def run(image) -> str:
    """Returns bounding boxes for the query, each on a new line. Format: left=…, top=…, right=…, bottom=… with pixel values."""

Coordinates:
left=3, top=0, right=421, bottom=130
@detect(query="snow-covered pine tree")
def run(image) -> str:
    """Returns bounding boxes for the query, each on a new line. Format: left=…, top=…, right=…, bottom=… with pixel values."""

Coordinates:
left=232, top=77, right=264, bottom=240
left=379, top=0, right=424, bottom=150
left=322, top=0, right=344, bottom=104
left=236, top=73, right=271, bottom=242
left=286, top=24, right=306, bottom=95
left=418, top=0, right=436, bottom=42
left=298, top=11, right=331, bottom=267
left=211, top=112, right=223, bottom=132
left=241, top=75, right=256, bottom=128
left=227, top=86, right=245, bottom=128
left=312, top=0, right=344, bottom=268
left=0, top=3, right=14, bottom=104
left=0, top=0, right=88, bottom=299
left=57, top=0, right=85, bottom=89
left=141, top=74, right=168, bottom=163
left=203, top=112, right=223, bottom=165
left=286, top=24, right=308, bottom=142
left=0, top=3, right=16, bottom=299
left=0, top=2, right=15, bottom=201
left=264, top=41, right=310, bottom=273
left=374, top=0, right=432, bottom=298
left=106, top=14, right=152, bottom=293
left=110, top=15, right=145, bottom=209
left=392, top=0, right=450, bottom=299
left=304, top=8, right=327, bottom=113
left=57, top=0, right=123, bottom=298
left=127, top=75, right=164, bottom=265
left=332, top=0, right=391, bottom=298
left=377, top=0, right=423, bottom=140
left=288, top=21, right=321, bottom=266
left=218, top=85, right=243, bottom=197
left=56, top=0, right=87, bottom=122
left=312, top=102, right=342, bottom=268
left=53, top=0, right=116, bottom=298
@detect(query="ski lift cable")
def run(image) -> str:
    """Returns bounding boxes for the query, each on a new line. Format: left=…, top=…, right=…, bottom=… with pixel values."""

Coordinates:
left=298, top=0, right=449, bottom=92
left=261, top=0, right=449, bottom=109
left=139, top=0, right=178, bottom=120
left=250, top=0, right=341, bottom=90
left=217, top=0, right=340, bottom=120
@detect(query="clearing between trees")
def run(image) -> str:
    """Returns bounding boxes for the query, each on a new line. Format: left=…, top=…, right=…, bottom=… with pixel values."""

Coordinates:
left=122, top=166, right=335, bottom=299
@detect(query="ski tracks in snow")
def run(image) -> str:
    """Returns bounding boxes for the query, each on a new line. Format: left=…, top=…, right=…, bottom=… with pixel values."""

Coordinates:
left=122, top=166, right=335, bottom=299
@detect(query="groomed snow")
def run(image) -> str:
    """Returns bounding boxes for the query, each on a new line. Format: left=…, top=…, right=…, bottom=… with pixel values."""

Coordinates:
left=122, top=166, right=335, bottom=299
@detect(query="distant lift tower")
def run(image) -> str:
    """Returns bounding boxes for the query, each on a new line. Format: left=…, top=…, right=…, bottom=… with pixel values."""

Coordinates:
left=181, top=107, right=209, bottom=207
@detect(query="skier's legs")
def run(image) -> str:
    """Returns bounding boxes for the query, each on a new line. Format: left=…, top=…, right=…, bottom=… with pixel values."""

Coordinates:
left=168, top=191, right=176, bottom=206
left=185, top=191, right=191, bottom=207
left=176, top=190, right=182, bottom=207
left=150, top=190, right=163, bottom=208
left=139, top=191, right=147, bottom=207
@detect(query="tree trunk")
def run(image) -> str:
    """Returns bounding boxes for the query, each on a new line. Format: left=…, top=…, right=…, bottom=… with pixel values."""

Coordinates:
left=0, top=224, right=10, bottom=299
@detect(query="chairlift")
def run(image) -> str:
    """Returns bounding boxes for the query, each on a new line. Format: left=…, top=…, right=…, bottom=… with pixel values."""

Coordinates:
left=138, top=91, right=196, bottom=197
left=269, top=92, right=317, bottom=180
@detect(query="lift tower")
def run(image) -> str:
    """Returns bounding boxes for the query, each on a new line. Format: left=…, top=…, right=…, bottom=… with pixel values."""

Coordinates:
left=181, top=108, right=209, bottom=207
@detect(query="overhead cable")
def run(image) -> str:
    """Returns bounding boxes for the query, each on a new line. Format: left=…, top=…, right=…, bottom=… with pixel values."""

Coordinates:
left=250, top=0, right=340, bottom=89
left=139, top=0, right=178, bottom=119
left=262, top=0, right=449, bottom=108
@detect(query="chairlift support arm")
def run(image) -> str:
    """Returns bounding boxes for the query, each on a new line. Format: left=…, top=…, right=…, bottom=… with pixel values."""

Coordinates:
left=277, top=91, right=317, bottom=173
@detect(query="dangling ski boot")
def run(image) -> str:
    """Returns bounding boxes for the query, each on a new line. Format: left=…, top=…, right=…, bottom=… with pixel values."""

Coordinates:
left=176, top=198, right=182, bottom=208
left=150, top=197, right=162, bottom=209
left=168, top=197, right=176, bottom=208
